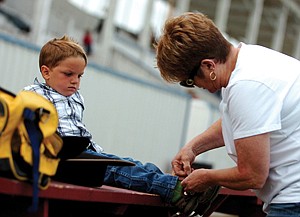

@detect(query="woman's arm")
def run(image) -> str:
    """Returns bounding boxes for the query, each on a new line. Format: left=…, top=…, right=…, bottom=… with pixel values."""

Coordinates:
left=172, top=118, right=225, bottom=179
left=181, top=132, right=270, bottom=192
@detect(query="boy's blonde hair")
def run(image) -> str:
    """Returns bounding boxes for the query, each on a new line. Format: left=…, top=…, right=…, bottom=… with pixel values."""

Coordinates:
left=39, top=35, right=87, bottom=71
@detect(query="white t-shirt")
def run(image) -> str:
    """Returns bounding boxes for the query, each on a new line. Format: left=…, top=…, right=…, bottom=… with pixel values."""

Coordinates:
left=220, top=43, right=300, bottom=212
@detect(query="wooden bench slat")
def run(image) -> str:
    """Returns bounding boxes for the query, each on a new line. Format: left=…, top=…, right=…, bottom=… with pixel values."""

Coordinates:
left=0, top=177, right=166, bottom=206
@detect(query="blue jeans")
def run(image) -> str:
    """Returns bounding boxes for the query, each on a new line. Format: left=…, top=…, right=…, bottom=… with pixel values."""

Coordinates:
left=84, top=149, right=178, bottom=203
left=267, top=203, right=300, bottom=217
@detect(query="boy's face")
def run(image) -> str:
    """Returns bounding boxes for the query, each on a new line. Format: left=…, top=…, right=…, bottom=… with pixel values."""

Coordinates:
left=41, top=56, right=86, bottom=97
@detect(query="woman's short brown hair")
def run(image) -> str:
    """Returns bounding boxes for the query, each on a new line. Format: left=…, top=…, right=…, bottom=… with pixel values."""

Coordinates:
left=155, top=12, right=232, bottom=83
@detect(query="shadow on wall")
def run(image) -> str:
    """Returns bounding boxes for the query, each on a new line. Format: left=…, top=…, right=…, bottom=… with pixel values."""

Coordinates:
left=192, top=162, right=213, bottom=169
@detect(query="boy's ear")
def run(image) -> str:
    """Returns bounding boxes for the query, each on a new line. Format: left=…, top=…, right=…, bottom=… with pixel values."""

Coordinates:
left=41, top=65, right=50, bottom=80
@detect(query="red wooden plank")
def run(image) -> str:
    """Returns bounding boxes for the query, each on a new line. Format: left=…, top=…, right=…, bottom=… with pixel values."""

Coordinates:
left=0, top=177, right=266, bottom=216
left=0, top=177, right=166, bottom=207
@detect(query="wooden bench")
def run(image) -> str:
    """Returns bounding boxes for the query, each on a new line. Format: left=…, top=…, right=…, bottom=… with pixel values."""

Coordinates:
left=0, top=176, right=266, bottom=217
left=0, top=177, right=170, bottom=217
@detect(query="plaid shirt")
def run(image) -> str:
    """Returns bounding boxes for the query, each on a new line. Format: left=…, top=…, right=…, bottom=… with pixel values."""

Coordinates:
left=24, top=78, right=103, bottom=153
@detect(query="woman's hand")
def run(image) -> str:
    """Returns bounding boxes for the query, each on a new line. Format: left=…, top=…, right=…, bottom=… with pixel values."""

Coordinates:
left=172, top=119, right=224, bottom=180
left=172, top=146, right=196, bottom=180
left=181, top=169, right=210, bottom=192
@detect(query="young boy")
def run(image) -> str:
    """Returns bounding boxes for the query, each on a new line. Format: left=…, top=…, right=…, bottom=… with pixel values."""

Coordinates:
left=23, top=35, right=219, bottom=216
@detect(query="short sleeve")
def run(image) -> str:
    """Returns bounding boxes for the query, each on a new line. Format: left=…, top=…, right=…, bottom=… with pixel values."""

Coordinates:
left=227, top=81, right=282, bottom=139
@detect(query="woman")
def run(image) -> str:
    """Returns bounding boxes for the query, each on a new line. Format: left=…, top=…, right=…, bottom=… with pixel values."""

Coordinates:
left=156, top=12, right=300, bottom=216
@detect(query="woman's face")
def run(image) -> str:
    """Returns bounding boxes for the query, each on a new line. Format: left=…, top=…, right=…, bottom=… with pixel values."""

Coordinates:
left=41, top=56, right=86, bottom=96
